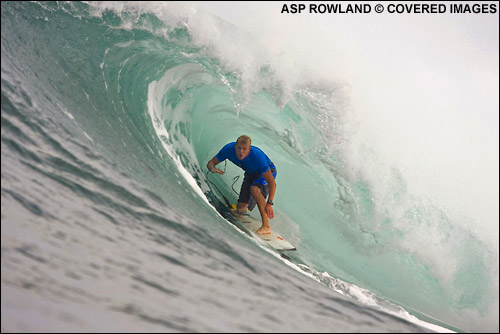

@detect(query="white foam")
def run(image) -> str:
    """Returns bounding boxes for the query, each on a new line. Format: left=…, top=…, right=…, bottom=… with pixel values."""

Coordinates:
left=147, top=79, right=209, bottom=206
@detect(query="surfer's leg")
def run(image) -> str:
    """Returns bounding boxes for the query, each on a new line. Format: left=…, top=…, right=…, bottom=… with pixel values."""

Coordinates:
left=237, top=202, right=248, bottom=213
left=251, top=185, right=271, bottom=234
left=238, top=173, right=260, bottom=213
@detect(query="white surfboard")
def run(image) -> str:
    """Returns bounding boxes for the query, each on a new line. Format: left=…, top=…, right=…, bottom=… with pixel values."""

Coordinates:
left=230, top=205, right=296, bottom=251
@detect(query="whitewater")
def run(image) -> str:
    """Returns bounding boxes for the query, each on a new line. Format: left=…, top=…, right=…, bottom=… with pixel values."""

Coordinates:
left=1, top=2, right=498, bottom=332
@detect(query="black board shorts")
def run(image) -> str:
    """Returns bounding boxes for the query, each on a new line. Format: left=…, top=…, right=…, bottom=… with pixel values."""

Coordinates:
left=238, top=163, right=277, bottom=211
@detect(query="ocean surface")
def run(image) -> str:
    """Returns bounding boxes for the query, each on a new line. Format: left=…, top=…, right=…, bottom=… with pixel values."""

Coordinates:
left=2, top=2, right=498, bottom=333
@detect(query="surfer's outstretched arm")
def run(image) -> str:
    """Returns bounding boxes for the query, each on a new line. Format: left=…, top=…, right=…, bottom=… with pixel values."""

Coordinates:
left=207, top=156, right=224, bottom=175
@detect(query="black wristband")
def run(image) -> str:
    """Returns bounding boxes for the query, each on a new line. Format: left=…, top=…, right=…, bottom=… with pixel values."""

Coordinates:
left=267, top=200, right=273, bottom=205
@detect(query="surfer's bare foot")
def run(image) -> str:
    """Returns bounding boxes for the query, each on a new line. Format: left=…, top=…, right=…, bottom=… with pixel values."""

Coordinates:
left=256, top=226, right=271, bottom=235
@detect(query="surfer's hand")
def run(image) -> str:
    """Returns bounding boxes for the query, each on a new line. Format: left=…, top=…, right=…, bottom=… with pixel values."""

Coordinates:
left=265, top=203, right=274, bottom=219
left=212, top=168, right=224, bottom=175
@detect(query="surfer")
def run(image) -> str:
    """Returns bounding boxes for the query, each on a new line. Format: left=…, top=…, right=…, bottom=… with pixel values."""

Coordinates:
left=207, top=135, right=277, bottom=235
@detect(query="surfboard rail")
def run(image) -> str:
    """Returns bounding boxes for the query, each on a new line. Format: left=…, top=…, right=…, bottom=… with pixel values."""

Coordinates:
left=229, top=205, right=296, bottom=251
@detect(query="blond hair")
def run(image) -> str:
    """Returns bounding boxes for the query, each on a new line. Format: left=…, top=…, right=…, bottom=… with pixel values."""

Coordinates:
left=236, top=135, right=251, bottom=145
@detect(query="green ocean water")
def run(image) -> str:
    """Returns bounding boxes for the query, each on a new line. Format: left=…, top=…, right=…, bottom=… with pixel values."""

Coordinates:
left=1, top=2, right=498, bottom=332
